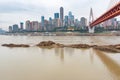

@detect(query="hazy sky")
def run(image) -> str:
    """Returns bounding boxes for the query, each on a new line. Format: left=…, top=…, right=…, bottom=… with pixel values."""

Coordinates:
left=0, top=0, right=119, bottom=30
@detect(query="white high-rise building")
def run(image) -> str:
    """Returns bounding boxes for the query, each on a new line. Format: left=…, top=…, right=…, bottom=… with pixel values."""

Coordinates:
left=68, top=11, right=74, bottom=26
left=26, top=20, right=31, bottom=31
left=31, top=21, right=39, bottom=31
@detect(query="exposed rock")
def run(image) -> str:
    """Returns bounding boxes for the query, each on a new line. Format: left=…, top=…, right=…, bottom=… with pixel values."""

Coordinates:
left=2, top=40, right=120, bottom=53
left=93, top=46, right=120, bottom=53
left=36, top=41, right=91, bottom=49
left=112, top=44, right=120, bottom=49
left=2, top=44, right=30, bottom=47
left=67, top=44, right=91, bottom=48
left=91, top=45, right=98, bottom=47
left=53, top=43, right=65, bottom=48
left=115, top=46, right=120, bottom=49
left=36, top=41, right=55, bottom=46
left=36, top=41, right=65, bottom=48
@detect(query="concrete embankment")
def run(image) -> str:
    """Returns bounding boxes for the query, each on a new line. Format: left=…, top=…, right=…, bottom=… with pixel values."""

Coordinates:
left=2, top=41, right=120, bottom=53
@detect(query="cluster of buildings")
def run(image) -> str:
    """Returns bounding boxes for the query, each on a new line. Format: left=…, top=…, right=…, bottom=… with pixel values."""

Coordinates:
left=9, top=7, right=88, bottom=32
left=8, top=7, right=120, bottom=33
left=101, top=18, right=120, bottom=30
left=9, top=22, right=24, bottom=32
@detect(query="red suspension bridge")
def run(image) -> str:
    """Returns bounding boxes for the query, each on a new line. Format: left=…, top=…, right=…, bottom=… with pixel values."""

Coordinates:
left=90, top=0, right=120, bottom=28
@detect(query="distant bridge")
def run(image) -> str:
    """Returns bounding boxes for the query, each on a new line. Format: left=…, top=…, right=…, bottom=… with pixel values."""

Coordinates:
left=90, top=1, right=120, bottom=28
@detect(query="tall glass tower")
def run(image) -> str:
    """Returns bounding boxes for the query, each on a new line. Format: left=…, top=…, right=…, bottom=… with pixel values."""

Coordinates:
left=54, top=13, right=59, bottom=19
left=41, top=16, right=45, bottom=31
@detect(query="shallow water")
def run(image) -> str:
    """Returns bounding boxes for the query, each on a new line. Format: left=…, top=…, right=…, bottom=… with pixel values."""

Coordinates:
left=0, top=35, right=120, bottom=80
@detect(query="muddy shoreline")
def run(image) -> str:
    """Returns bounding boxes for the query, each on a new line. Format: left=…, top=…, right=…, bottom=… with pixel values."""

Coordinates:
left=2, top=41, right=120, bottom=53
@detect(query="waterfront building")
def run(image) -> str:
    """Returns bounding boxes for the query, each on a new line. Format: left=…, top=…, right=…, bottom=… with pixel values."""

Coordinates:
left=112, top=18, right=117, bottom=29
left=20, top=22, right=24, bottom=30
left=64, top=15, right=68, bottom=27
left=41, top=16, right=45, bottom=31
left=104, top=18, right=117, bottom=30
left=38, top=22, right=44, bottom=31
left=80, top=17, right=87, bottom=29
left=44, top=20, right=49, bottom=31
left=54, top=13, right=59, bottom=19
left=68, top=11, right=74, bottom=26
left=13, top=24, right=19, bottom=32
left=48, top=17, right=53, bottom=31
left=25, top=20, right=31, bottom=31
left=74, top=19, right=80, bottom=29
left=31, top=21, right=39, bottom=31
left=9, top=26, right=12, bottom=32
left=117, top=21, right=120, bottom=29
left=60, top=7, right=64, bottom=27
left=53, top=19, right=60, bottom=28
left=102, top=21, right=108, bottom=29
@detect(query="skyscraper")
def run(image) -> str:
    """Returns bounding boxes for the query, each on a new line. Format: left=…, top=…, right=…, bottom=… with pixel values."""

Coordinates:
left=53, top=19, right=60, bottom=28
left=20, top=22, right=24, bottom=30
left=9, top=26, right=12, bottom=32
left=13, top=24, right=19, bottom=32
left=68, top=11, right=74, bottom=26
left=80, top=17, right=87, bottom=29
left=65, top=16, right=68, bottom=27
left=25, top=20, right=31, bottom=31
left=60, top=7, right=64, bottom=27
left=41, top=16, right=45, bottom=31
left=54, top=13, right=59, bottom=19
left=48, top=17, right=53, bottom=31
left=54, top=13, right=60, bottom=28
left=31, top=21, right=39, bottom=31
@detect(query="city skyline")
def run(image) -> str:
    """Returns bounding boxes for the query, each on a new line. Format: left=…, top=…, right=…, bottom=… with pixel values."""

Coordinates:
left=0, top=0, right=120, bottom=30
left=8, top=7, right=120, bottom=33
left=9, top=7, right=89, bottom=33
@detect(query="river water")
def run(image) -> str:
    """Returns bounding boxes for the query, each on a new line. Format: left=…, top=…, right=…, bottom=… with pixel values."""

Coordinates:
left=0, top=35, right=120, bottom=80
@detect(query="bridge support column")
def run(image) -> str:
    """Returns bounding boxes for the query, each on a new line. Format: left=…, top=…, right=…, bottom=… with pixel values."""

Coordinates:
left=88, top=27, right=95, bottom=33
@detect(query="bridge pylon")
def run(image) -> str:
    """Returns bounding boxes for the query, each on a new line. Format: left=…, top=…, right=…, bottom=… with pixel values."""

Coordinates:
left=88, top=26, right=95, bottom=33
left=89, top=8, right=95, bottom=33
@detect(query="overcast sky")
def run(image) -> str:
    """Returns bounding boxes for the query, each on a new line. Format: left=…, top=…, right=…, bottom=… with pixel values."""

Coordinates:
left=0, top=0, right=119, bottom=30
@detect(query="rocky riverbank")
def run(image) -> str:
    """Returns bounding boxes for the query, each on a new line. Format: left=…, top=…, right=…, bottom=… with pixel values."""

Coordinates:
left=2, top=41, right=120, bottom=53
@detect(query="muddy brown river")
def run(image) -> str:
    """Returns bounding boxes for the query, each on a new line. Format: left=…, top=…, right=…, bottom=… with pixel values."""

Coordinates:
left=0, top=35, right=120, bottom=80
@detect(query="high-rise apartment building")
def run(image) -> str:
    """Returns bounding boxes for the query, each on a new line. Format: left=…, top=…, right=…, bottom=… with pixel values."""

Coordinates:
left=65, top=16, right=68, bottom=27
left=25, top=20, right=31, bottom=31
left=13, top=24, right=19, bottom=32
left=41, top=16, right=45, bottom=31
left=31, top=21, right=39, bottom=31
left=68, top=11, right=74, bottom=26
left=53, top=19, right=60, bottom=28
left=54, top=13, right=59, bottom=19
left=48, top=17, right=53, bottom=31
left=20, top=22, right=24, bottom=30
left=60, top=7, right=64, bottom=27
left=9, top=26, right=12, bottom=32
left=80, top=17, right=87, bottom=29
